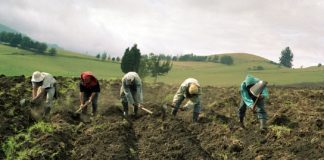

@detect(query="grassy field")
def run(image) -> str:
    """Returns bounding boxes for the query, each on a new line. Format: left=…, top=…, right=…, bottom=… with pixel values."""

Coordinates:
left=1, top=44, right=323, bottom=86
left=0, top=44, right=123, bottom=79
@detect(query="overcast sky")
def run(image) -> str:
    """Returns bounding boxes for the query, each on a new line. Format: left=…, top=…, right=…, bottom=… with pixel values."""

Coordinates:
left=0, top=0, right=323, bottom=67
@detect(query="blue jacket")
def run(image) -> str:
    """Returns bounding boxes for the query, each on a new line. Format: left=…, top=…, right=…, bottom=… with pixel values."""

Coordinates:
left=240, top=75, right=269, bottom=107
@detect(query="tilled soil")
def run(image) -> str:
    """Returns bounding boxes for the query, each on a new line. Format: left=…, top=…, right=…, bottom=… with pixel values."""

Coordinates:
left=0, top=75, right=323, bottom=160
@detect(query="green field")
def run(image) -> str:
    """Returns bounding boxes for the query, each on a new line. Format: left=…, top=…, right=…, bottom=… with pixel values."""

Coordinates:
left=0, top=44, right=123, bottom=79
left=1, top=44, right=323, bottom=86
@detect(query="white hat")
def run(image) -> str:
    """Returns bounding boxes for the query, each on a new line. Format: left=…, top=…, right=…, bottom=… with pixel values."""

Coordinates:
left=31, top=71, right=45, bottom=82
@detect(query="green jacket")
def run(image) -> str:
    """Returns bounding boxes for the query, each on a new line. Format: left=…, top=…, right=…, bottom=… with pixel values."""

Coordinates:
left=240, top=75, right=269, bottom=107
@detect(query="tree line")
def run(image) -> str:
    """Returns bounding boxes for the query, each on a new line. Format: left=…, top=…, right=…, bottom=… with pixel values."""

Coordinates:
left=0, top=31, right=57, bottom=55
left=161, top=53, right=234, bottom=65
left=95, top=52, right=121, bottom=62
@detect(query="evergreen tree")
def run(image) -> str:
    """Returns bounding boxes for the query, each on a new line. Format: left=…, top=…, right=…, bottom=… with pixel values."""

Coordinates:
left=96, top=53, right=100, bottom=59
left=20, top=36, right=32, bottom=49
left=138, top=54, right=150, bottom=79
left=121, top=47, right=131, bottom=73
left=101, top=52, right=107, bottom=61
left=120, top=44, right=141, bottom=73
left=9, top=33, right=22, bottom=47
left=220, top=55, right=233, bottom=65
left=279, top=47, right=294, bottom=68
left=148, top=53, right=172, bottom=82
left=36, top=42, right=47, bottom=54
left=48, top=48, right=57, bottom=56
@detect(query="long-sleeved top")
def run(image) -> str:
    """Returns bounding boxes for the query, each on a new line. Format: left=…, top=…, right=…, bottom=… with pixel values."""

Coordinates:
left=240, top=75, right=269, bottom=107
left=32, top=72, right=56, bottom=89
left=79, top=72, right=100, bottom=93
left=173, top=78, right=202, bottom=108
left=120, top=72, right=143, bottom=104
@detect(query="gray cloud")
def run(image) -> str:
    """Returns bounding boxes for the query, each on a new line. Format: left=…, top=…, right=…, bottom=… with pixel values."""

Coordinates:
left=0, top=0, right=323, bottom=67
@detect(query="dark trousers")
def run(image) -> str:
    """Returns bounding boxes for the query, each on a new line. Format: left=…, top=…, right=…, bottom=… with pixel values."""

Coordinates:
left=82, top=92, right=99, bottom=114
left=238, top=98, right=267, bottom=120
left=121, top=91, right=138, bottom=115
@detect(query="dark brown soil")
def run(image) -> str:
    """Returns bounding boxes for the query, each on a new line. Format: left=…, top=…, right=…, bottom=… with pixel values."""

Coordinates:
left=0, top=76, right=323, bottom=159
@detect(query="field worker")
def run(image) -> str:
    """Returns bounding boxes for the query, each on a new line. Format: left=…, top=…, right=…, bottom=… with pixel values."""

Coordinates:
left=31, top=71, right=57, bottom=117
left=238, top=75, right=269, bottom=130
left=172, top=78, right=202, bottom=122
left=79, top=71, right=100, bottom=116
left=120, top=72, right=143, bottom=117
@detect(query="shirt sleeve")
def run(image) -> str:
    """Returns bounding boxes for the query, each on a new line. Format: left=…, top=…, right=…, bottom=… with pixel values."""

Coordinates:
left=79, top=82, right=85, bottom=92
left=240, top=83, right=254, bottom=108
left=122, top=79, right=135, bottom=104
left=173, top=86, right=185, bottom=103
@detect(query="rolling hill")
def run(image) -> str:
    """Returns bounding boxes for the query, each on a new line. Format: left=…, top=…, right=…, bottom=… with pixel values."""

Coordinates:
left=0, top=43, right=323, bottom=86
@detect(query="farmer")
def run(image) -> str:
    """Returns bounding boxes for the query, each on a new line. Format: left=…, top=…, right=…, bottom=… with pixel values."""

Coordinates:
left=31, top=71, right=57, bottom=117
left=238, top=75, right=269, bottom=130
left=172, top=78, right=202, bottom=122
left=120, top=72, right=143, bottom=117
left=79, top=71, right=100, bottom=116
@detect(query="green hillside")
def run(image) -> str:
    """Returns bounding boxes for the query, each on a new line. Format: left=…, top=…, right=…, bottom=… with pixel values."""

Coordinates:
left=0, top=24, right=18, bottom=33
left=146, top=53, right=324, bottom=86
left=0, top=44, right=123, bottom=79
left=1, top=44, right=323, bottom=86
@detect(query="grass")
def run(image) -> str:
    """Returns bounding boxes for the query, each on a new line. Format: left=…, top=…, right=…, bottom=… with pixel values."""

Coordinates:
left=1, top=44, right=324, bottom=86
left=0, top=44, right=123, bottom=79
left=269, top=125, right=291, bottom=138
left=2, top=121, right=54, bottom=160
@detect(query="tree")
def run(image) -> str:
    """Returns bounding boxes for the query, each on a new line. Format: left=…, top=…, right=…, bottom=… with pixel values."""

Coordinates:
left=37, top=42, right=47, bottom=54
left=279, top=47, right=294, bottom=68
left=148, top=53, right=172, bottom=83
left=96, top=53, right=100, bottom=59
left=120, top=44, right=141, bottom=73
left=138, top=54, right=151, bottom=79
left=101, top=52, right=107, bottom=61
left=220, top=55, right=233, bottom=65
left=116, top=56, right=120, bottom=62
left=318, top=63, right=322, bottom=67
left=9, top=33, right=22, bottom=47
left=48, top=48, right=57, bottom=56
left=20, top=36, right=32, bottom=49
left=121, top=47, right=131, bottom=73
left=112, top=57, right=116, bottom=61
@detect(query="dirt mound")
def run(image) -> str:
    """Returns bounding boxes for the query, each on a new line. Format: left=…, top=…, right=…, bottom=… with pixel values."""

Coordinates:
left=1, top=76, right=323, bottom=159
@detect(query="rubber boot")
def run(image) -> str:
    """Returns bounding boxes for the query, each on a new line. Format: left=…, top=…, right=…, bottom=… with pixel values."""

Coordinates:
left=193, top=112, right=199, bottom=123
left=92, top=104, right=97, bottom=116
left=171, top=108, right=178, bottom=116
left=260, top=119, right=267, bottom=131
left=239, top=116, right=245, bottom=128
left=44, top=107, right=51, bottom=116
left=43, top=107, right=51, bottom=121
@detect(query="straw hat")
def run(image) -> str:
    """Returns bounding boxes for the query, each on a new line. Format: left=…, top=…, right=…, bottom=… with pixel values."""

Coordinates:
left=189, top=83, right=199, bottom=95
left=31, top=71, right=45, bottom=82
